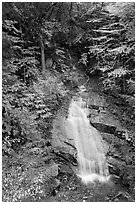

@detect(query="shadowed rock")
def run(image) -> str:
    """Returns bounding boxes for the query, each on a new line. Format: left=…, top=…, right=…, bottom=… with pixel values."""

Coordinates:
left=90, top=122, right=116, bottom=134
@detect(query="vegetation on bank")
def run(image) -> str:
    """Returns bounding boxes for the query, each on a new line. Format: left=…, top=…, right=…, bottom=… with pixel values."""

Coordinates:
left=2, top=2, right=135, bottom=201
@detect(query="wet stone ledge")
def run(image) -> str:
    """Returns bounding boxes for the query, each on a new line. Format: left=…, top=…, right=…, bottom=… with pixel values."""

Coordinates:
left=89, top=122, right=134, bottom=146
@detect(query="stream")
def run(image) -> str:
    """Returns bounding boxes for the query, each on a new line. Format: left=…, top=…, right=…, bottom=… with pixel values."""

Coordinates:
left=66, top=91, right=110, bottom=184
left=48, top=70, right=135, bottom=202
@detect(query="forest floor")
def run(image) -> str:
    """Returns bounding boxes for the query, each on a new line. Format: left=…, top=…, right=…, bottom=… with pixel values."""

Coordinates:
left=2, top=67, right=135, bottom=202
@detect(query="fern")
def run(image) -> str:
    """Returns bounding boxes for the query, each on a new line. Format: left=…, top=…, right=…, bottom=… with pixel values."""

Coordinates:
left=108, top=68, right=129, bottom=78
left=79, top=53, right=88, bottom=65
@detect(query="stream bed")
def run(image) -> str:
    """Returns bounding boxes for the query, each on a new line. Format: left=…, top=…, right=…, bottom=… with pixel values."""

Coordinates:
left=49, top=72, right=135, bottom=202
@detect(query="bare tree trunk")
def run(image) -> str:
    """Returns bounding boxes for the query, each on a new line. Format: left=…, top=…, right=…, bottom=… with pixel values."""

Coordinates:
left=123, top=75, right=125, bottom=93
left=40, top=38, right=46, bottom=74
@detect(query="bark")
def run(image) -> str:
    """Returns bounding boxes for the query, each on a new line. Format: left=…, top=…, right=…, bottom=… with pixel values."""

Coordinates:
left=40, top=38, right=46, bottom=74
left=123, top=75, right=125, bottom=93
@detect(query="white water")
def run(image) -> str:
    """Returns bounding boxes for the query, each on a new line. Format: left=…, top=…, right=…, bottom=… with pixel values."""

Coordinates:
left=67, top=96, right=110, bottom=184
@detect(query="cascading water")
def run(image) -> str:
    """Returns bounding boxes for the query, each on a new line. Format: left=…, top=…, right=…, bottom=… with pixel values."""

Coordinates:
left=66, top=96, right=110, bottom=185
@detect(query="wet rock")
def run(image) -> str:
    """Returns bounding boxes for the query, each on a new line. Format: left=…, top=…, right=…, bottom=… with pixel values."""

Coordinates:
left=110, top=191, right=133, bottom=202
left=50, top=178, right=61, bottom=196
left=87, top=107, right=107, bottom=117
left=46, top=141, right=52, bottom=147
left=52, top=114, right=77, bottom=161
left=107, top=156, right=126, bottom=177
left=90, top=122, right=116, bottom=134
left=88, top=104, right=100, bottom=110
left=111, top=192, right=123, bottom=201
left=107, top=155, right=135, bottom=192
left=59, top=164, right=74, bottom=175
left=64, top=141, right=77, bottom=150
left=108, top=163, right=120, bottom=176
left=89, top=122, right=132, bottom=143
left=114, top=130, right=126, bottom=139
left=120, top=165, right=135, bottom=191
left=45, top=162, right=59, bottom=178
left=112, top=109, right=117, bottom=115
left=43, top=177, right=61, bottom=198
left=53, top=149, right=77, bottom=166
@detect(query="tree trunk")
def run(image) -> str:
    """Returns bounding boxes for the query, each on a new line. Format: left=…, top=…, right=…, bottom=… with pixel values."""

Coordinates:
left=123, top=75, right=125, bottom=93
left=40, top=38, right=46, bottom=74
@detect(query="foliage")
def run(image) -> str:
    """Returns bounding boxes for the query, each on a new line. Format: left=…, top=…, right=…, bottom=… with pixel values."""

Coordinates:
left=2, top=137, right=59, bottom=201
left=73, top=2, right=135, bottom=109
left=2, top=3, right=77, bottom=200
left=2, top=2, right=135, bottom=201
left=2, top=62, right=68, bottom=201
left=2, top=1, right=135, bottom=154
left=2, top=13, right=68, bottom=199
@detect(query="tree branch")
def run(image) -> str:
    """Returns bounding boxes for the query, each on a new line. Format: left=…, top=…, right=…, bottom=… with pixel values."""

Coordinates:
left=46, top=3, right=58, bottom=20
left=69, top=2, right=73, bottom=18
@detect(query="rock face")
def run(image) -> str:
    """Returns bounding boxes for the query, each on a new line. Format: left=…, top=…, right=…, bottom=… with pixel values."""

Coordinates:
left=51, top=75, right=134, bottom=201
left=52, top=110, right=77, bottom=165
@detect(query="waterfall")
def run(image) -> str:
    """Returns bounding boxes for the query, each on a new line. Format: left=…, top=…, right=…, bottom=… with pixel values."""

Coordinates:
left=66, top=97, right=110, bottom=184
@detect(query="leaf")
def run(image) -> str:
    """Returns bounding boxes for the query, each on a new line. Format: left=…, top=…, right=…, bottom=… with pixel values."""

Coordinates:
left=41, top=112, right=52, bottom=119
left=108, top=68, right=129, bottom=78
left=79, top=53, right=88, bottom=65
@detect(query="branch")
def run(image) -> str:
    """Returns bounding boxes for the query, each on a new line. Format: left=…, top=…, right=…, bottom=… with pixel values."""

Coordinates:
left=69, top=2, right=73, bottom=18
left=46, top=3, right=58, bottom=20
left=56, top=2, right=63, bottom=18
left=38, top=3, right=57, bottom=22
